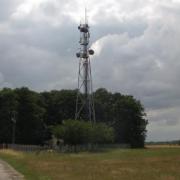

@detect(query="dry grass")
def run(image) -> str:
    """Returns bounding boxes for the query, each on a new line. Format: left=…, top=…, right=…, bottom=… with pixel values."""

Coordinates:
left=1, top=149, right=24, bottom=158
left=146, top=144, right=180, bottom=148
left=0, top=147, right=180, bottom=180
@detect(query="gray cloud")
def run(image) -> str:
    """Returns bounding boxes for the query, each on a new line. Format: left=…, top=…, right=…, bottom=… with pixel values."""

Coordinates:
left=0, top=0, right=20, bottom=21
left=0, top=0, right=180, bottom=141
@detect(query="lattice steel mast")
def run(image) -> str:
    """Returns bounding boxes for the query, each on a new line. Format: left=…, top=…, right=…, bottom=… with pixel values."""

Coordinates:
left=75, top=10, right=95, bottom=123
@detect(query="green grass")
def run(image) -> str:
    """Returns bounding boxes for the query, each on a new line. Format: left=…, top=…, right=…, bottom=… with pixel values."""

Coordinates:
left=0, top=146, right=180, bottom=180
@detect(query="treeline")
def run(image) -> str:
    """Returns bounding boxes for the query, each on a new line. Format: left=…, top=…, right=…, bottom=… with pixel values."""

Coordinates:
left=0, top=87, right=148, bottom=148
left=146, top=140, right=180, bottom=145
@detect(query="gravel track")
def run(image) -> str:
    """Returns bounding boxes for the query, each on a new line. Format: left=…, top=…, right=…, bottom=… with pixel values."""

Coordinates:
left=0, top=160, right=24, bottom=180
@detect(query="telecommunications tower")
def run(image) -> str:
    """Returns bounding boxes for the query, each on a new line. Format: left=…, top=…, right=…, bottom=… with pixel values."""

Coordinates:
left=75, top=10, right=96, bottom=123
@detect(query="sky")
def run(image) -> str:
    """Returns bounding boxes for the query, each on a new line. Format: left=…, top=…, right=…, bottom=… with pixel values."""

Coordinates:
left=0, top=0, right=180, bottom=141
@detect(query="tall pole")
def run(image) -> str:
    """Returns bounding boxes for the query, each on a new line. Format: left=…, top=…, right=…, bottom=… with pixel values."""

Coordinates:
left=11, top=111, right=16, bottom=145
left=75, top=11, right=96, bottom=123
left=12, top=121, right=16, bottom=144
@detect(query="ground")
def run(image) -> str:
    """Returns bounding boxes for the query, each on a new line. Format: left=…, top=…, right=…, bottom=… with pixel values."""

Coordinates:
left=0, top=159, right=24, bottom=180
left=0, top=146, right=180, bottom=180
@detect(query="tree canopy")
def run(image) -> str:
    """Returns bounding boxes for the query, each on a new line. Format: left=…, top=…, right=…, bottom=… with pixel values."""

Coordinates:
left=53, top=119, right=114, bottom=145
left=0, top=87, right=148, bottom=148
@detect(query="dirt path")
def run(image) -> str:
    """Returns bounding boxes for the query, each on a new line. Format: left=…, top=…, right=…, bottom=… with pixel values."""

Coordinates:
left=0, top=160, right=24, bottom=180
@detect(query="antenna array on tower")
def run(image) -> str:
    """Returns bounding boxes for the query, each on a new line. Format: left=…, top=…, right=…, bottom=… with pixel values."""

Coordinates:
left=75, top=11, right=96, bottom=123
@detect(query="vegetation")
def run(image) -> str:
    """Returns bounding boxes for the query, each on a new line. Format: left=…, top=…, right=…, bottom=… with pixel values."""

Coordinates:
left=53, top=120, right=114, bottom=145
left=0, top=87, right=147, bottom=148
left=0, top=147, right=180, bottom=180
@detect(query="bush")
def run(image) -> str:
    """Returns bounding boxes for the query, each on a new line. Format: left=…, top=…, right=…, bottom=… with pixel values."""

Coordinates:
left=89, top=123, right=114, bottom=144
left=52, top=119, right=114, bottom=146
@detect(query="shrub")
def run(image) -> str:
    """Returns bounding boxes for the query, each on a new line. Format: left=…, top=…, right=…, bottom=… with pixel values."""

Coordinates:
left=52, top=119, right=114, bottom=146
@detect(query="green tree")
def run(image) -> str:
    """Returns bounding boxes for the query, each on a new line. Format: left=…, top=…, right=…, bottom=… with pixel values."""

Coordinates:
left=53, top=120, right=90, bottom=145
left=15, top=87, right=46, bottom=144
left=94, top=88, right=113, bottom=124
left=94, top=88, right=148, bottom=148
left=112, top=95, right=148, bottom=148
left=0, top=88, right=18, bottom=143
left=52, top=119, right=114, bottom=145
left=89, top=123, right=114, bottom=144
left=41, top=90, right=77, bottom=126
left=0, top=87, right=147, bottom=147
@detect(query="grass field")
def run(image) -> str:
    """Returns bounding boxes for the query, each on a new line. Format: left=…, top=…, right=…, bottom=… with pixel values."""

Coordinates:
left=0, top=146, right=180, bottom=180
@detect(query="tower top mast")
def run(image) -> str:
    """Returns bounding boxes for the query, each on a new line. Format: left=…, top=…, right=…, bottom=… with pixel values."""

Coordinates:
left=85, top=8, right=87, bottom=24
left=75, top=8, right=95, bottom=122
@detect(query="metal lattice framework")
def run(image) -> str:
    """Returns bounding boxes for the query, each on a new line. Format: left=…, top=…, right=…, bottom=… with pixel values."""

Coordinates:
left=75, top=15, right=95, bottom=123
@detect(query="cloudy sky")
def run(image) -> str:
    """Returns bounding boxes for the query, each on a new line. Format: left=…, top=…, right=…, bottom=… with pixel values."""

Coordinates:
left=0, top=0, right=180, bottom=141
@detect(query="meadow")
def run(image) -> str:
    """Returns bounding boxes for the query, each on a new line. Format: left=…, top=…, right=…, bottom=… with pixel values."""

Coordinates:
left=0, top=146, right=180, bottom=180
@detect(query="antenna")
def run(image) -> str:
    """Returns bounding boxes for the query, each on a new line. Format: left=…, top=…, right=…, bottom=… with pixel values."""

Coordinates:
left=85, top=8, right=87, bottom=24
left=83, top=0, right=88, bottom=24
left=75, top=9, right=96, bottom=123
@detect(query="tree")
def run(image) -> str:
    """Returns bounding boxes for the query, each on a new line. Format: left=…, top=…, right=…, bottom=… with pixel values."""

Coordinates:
left=41, top=90, right=77, bottom=126
left=0, top=88, right=18, bottom=143
left=15, top=87, right=46, bottom=144
left=112, top=95, right=148, bottom=148
left=89, top=122, right=114, bottom=144
left=94, top=88, right=113, bottom=124
left=52, top=119, right=114, bottom=146
left=53, top=120, right=89, bottom=145
left=0, top=87, right=147, bottom=147
left=94, top=88, right=148, bottom=148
